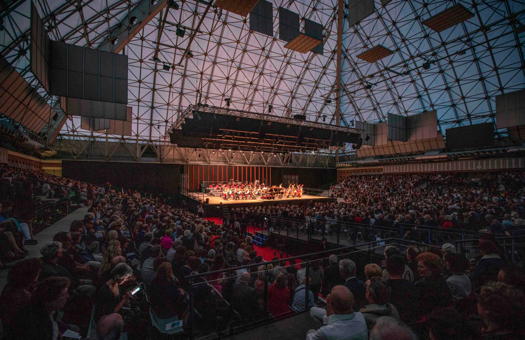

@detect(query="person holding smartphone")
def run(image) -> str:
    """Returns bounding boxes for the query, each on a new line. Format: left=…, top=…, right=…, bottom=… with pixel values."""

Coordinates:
left=95, top=263, right=134, bottom=340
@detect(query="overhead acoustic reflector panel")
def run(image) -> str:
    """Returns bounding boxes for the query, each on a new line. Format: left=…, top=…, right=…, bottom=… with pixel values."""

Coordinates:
left=407, top=110, right=438, bottom=141
left=66, top=97, right=127, bottom=121
left=348, top=0, right=375, bottom=26
left=249, top=0, right=273, bottom=37
left=495, top=89, right=525, bottom=129
left=284, top=34, right=322, bottom=53
left=30, top=3, right=50, bottom=91
left=279, top=7, right=300, bottom=42
left=81, top=107, right=132, bottom=136
left=356, top=45, right=393, bottom=63
left=216, top=0, right=260, bottom=17
left=387, top=113, right=408, bottom=142
left=304, top=19, right=323, bottom=54
left=422, top=4, right=474, bottom=33
left=446, top=123, right=494, bottom=151
left=49, top=41, right=128, bottom=105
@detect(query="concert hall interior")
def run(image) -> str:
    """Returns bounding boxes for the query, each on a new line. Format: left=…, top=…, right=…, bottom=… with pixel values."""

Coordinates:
left=1, top=1, right=524, bottom=340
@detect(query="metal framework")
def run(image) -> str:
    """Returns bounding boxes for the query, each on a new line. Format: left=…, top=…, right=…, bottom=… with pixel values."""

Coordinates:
left=0, top=0, right=523, bottom=151
left=53, top=134, right=335, bottom=168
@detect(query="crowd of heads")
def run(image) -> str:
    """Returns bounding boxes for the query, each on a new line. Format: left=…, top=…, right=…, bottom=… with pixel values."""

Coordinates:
left=0, top=164, right=524, bottom=339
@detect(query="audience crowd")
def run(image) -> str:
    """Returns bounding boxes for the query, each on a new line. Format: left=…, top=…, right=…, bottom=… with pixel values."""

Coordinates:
left=0, top=165, right=523, bottom=340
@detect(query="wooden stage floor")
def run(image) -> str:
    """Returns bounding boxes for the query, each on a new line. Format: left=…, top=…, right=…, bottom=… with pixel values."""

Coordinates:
left=186, top=192, right=330, bottom=206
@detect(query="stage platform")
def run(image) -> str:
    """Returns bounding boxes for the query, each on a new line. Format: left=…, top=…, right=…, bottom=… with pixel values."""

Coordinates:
left=186, top=192, right=331, bottom=206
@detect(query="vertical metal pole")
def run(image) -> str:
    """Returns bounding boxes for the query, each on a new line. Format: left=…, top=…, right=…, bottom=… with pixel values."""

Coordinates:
left=264, top=265, right=269, bottom=313
left=189, top=279, right=194, bottom=340
left=305, top=261, right=310, bottom=311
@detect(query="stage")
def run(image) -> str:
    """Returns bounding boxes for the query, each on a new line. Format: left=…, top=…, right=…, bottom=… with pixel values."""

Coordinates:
left=186, top=192, right=332, bottom=207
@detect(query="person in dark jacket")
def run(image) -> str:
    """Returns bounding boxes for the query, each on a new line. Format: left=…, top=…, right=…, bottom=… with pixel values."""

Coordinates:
left=472, top=239, right=506, bottom=290
left=360, top=277, right=400, bottom=329
left=323, top=254, right=343, bottom=295
left=8, top=276, right=71, bottom=340
left=339, top=258, right=366, bottom=309
left=414, top=252, right=453, bottom=319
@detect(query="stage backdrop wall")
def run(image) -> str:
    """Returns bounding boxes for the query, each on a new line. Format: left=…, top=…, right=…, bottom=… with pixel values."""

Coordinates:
left=62, top=161, right=181, bottom=194
left=183, top=165, right=335, bottom=192
left=271, top=168, right=336, bottom=189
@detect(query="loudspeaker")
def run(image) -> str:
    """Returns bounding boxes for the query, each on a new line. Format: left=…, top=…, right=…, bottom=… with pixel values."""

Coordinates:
left=293, top=114, right=306, bottom=121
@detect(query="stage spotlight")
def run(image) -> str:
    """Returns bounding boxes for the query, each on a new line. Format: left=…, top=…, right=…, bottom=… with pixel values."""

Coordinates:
left=162, top=63, right=170, bottom=71
left=423, top=61, right=431, bottom=70
left=224, top=98, right=231, bottom=107
left=129, top=16, right=138, bottom=25
left=268, top=104, right=273, bottom=113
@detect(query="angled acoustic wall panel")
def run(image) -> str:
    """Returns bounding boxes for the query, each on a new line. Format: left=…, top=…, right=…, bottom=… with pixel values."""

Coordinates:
left=0, top=57, right=53, bottom=133
left=250, top=0, right=273, bottom=36
left=30, top=3, right=50, bottom=91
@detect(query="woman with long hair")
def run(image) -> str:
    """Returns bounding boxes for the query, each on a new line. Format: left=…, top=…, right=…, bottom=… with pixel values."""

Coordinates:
left=149, top=262, right=187, bottom=319
left=268, top=273, right=291, bottom=317
left=95, top=262, right=134, bottom=340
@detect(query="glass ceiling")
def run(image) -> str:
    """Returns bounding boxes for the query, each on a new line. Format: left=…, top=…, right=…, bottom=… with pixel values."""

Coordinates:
left=1, top=0, right=523, bottom=142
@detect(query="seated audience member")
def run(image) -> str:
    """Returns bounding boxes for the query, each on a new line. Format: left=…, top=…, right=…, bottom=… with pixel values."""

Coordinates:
left=339, top=258, right=366, bottom=309
left=231, top=272, right=262, bottom=321
left=472, top=238, right=506, bottom=289
left=291, top=270, right=316, bottom=312
left=444, top=253, right=472, bottom=301
left=149, top=262, right=187, bottom=320
left=414, top=252, right=452, bottom=319
left=309, top=260, right=324, bottom=303
left=360, top=277, right=400, bottom=328
left=0, top=258, right=41, bottom=328
left=477, top=281, right=525, bottom=339
left=39, top=241, right=73, bottom=281
left=7, top=277, right=72, bottom=340
left=405, top=246, right=421, bottom=282
left=382, top=246, right=415, bottom=282
left=322, top=254, right=342, bottom=295
left=385, top=254, right=418, bottom=323
left=364, top=263, right=383, bottom=280
left=306, top=285, right=368, bottom=340
left=95, top=263, right=134, bottom=340
left=141, top=245, right=162, bottom=286
left=369, top=316, right=417, bottom=340
left=268, top=273, right=291, bottom=317
left=427, top=307, right=475, bottom=340
left=497, top=265, right=525, bottom=292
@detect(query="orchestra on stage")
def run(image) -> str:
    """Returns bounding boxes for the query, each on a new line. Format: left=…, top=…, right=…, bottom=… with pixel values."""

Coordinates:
left=206, top=180, right=303, bottom=200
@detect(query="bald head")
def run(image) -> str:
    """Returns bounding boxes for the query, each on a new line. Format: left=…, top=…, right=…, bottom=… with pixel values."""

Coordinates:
left=329, top=285, right=354, bottom=314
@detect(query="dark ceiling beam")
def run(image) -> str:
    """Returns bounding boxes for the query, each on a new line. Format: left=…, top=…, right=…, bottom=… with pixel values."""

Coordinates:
left=98, top=0, right=169, bottom=53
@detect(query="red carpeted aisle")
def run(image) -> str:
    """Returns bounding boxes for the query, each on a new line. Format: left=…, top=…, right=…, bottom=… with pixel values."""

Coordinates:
left=205, top=217, right=299, bottom=262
